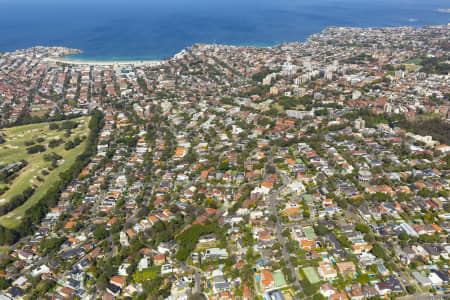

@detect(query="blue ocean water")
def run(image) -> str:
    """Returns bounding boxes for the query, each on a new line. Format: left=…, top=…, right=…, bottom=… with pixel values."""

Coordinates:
left=0, top=0, right=449, bottom=61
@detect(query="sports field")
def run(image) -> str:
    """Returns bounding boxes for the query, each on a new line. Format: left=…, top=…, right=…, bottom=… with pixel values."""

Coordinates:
left=0, top=116, right=90, bottom=228
left=273, top=270, right=287, bottom=287
left=303, top=267, right=320, bottom=284
left=303, top=226, right=317, bottom=240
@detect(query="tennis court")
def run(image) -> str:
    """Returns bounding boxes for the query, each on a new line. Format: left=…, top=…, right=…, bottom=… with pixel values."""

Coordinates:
left=303, top=266, right=321, bottom=284
left=303, top=227, right=317, bottom=240
left=273, top=270, right=287, bottom=287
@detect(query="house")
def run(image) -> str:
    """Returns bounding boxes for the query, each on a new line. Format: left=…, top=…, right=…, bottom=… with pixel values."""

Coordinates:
left=376, top=262, right=389, bottom=276
left=137, top=258, right=148, bottom=271
left=336, top=261, right=357, bottom=276
left=110, top=276, right=126, bottom=288
left=12, top=276, right=29, bottom=289
left=423, top=244, right=444, bottom=261
left=430, top=270, right=449, bottom=285
left=300, top=239, right=317, bottom=251
left=31, top=264, right=50, bottom=277
left=412, top=272, right=432, bottom=286
left=17, top=250, right=34, bottom=262
left=126, top=228, right=136, bottom=238
left=327, top=233, right=341, bottom=249
left=428, top=272, right=444, bottom=286
left=330, top=292, right=348, bottom=300
left=212, top=269, right=230, bottom=293
left=320, top=283, right=337, bottom=297
left=60, top=247, right=84, bottom=260
left=123, top=284, right=140, bottom=298
left=59, top=286, right=76, bottom=298
left=386, top=275, right=404, bottom=293
left=318, top=262, right=337, bottom=280
left=107, top=217, right=118, bottom=229
left=375, top=282, right=391, bottom=296
left=260, top=269, right=274, bottom=291
left=261, top=181, right=273, bottom=194
left=5, top=287, right=25, bottom=300
left=107, top=284, right=121, bottom=297
left=64, top=220, right=78, bottom=230
left=362, top=284, right=377, bottom=299
left=352, top=243, right=373, bottom=254
left=203, top=248, right=228, bottom=260
left=161, top=264, right=175, bottom=275
left=120, top=231, right=130, bottom=247
left=158, top=241, right=177, bottom=254
left=154, top=254, right=166, bottom=265
left=349, top=284, right=364, bottom=300
left=118, top=263, right=131, bottom=276
left=435, top=144, right=450, bottom=153
left=199, top=234, right=217, bottom=243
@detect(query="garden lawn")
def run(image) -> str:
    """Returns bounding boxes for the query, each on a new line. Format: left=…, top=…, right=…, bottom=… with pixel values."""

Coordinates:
left=133, top=266, right=160, bottom=282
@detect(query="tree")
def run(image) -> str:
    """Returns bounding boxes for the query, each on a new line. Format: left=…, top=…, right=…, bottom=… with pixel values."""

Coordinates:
left=269, top=215, right=277, bottom=224
left=0, top=278, right=10, bottom=290
left=175, top=223, right=220, bottom=261
left=313, top=294, right=327, bottom=300
left=399, top=233, right=409, bottom=241
left=48, top=139, right=63, bottom=148
left=418, top=188, right=435, bottom=198
left=49, top=123, right=59, bottom=130
left=357, top=273, right=371, bottom=284
left=355, top=223, right=370, bottom=234
left=218, top=159, right=229, bottom=171
left=97, top=273, right=108, bottom=291
left=266, top=164, right=276, bottom=174
left=94, top=224, right=108, bottom=241
left=371, top=244, right=386, bottom=259
left=64, top=140, right=75, bottom=150
left=40, top=237, right=65, bottom=255
left=406, top=285, right=416, bottom=294
left=301, top=279, right=318, bottom=296
left=26, top=144, right=46, bottom=154
left=61, top=120, right=78, bottom=130
left=314, top=224, right=330, bottom=236
left=0, top=110, right=104, bottom=245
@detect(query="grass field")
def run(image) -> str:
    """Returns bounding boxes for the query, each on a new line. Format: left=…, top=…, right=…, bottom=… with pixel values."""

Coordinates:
left=195, top=241, right=218, bottom=251
left=273, top=270, right=287, bottom=287
left=405, top=58, right=422, bottom=65
left=303, top=267, right=320, bottom=284
left=0, top=116, right=90, bottom=228
left=303, top=227, right=317, bottom=240
left=133, top=266, right=160, bottom=282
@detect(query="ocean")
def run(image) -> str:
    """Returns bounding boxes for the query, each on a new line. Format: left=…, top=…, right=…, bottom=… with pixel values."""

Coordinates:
left=0, top=0, right=449, bottom=61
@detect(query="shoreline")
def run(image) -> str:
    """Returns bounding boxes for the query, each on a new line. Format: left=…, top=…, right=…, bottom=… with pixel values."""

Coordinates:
left=41, top=43, right=268, bottom=66
left=44, top=56, right=164, bottom=66
left=20, top=23, right=450, bottom=67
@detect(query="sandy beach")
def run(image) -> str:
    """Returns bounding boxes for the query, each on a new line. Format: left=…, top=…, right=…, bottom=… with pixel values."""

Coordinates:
left=44, top=57, right=164, bottom=67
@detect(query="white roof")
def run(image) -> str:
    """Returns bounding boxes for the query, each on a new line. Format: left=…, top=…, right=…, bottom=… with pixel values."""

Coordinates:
left=428, top=272, right=443, bottom=285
